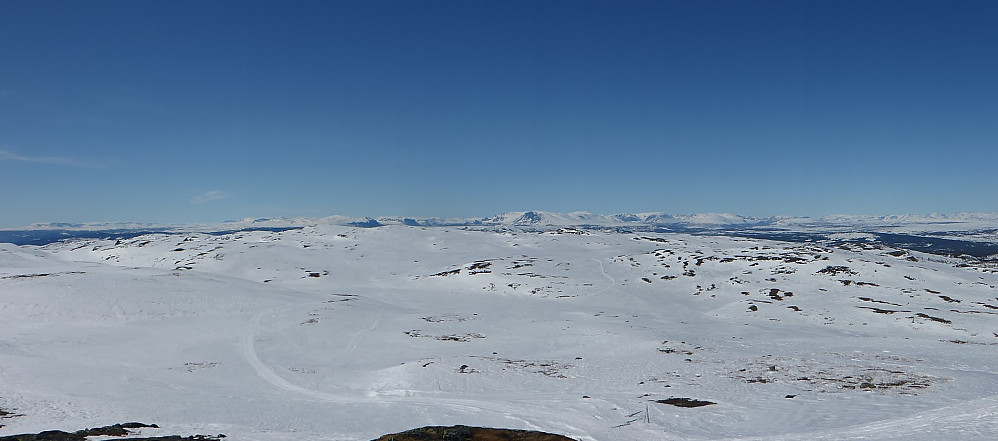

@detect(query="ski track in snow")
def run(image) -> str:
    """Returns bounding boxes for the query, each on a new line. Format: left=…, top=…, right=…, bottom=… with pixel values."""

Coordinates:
left=591, top=258, right=616, bottom=295
left=242, top=312, right=350, bottom=403
left=241, top=311, right=556, bottom=431
left=238, top=299, right=610, bottom=440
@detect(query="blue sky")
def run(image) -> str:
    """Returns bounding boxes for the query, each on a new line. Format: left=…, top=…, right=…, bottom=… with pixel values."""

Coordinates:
left=1, top=0, right=996, bottom=227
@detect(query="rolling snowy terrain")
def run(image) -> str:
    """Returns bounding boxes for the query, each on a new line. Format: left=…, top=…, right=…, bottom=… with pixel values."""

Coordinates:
left=2, top=214, right=997, bottom=440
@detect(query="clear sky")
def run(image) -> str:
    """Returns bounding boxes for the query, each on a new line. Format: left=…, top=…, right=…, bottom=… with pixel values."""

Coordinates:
left=2, top=0, right=996, bottom=227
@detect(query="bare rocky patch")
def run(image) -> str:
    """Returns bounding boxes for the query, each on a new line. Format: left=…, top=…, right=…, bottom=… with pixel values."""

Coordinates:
left=654, top=397, right=715, bottom=408
left=1, top=271, right=85, bottom=280
left=421, top=313, right=474, bottom=323
left=658, top=341, right=702, bottom=356
left=729, top=353, right=938, bottom=395
left=915, top=312, right=952, bottom=324
left=469, top=356, right=573, bottom=378
left=404, top=330, right=485, bottom=342
left=0, top=405, right=23, bottom=428
left=0, top=422, right=223, bottom=441
left=857, top=306, right=910, bottom=314
left=817, top=265, right=858, bottom=276
left=371, top=425, right=575, bottom=441
left=173, top=362, right=219, bottom=373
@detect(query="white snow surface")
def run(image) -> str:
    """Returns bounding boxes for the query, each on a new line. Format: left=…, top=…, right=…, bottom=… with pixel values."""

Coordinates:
left=1, top=224, right=997, bottom=440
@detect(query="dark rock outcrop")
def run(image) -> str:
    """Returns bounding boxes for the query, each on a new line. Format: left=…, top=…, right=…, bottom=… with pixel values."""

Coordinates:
left=0, top=423, right=222, bottom=441
left=371, top=425, right=576, bottom=441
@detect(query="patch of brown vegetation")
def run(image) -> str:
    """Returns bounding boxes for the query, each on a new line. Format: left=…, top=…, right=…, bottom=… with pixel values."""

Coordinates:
left=371, top=425, right=575, bottom=441
left=916, top=313, right=952, bottom=324
left=817, top=265, right=857, bottom=276
left=0, top=422, right=222, bottom=441
left=0, top=405, right=23, bottom=429
left=654, top=397, right=716, bottom=408
left=404, top=330, right=485, bottom=342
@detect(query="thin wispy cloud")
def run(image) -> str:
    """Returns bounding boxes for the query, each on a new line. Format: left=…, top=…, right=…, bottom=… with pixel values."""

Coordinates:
left=0, top=149, right=93, bottom=167
left=191, top=190, right=226, bottom=204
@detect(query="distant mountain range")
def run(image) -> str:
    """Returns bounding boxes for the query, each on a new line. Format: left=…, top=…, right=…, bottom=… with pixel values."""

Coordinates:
left=12, top=210, right=998, bottom=232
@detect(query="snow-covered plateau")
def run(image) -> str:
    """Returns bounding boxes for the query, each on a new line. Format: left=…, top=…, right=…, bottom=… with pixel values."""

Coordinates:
left=1, top=215, right=997, bottom=440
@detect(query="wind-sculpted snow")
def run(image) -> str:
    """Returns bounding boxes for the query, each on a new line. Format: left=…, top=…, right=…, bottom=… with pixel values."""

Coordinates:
left=1, top=225, right=997, bottom=440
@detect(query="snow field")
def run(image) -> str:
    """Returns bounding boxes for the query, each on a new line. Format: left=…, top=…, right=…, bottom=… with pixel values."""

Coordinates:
left=1, top=225, right=997, bottom=440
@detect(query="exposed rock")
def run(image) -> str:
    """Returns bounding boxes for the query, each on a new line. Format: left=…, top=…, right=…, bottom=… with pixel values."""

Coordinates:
left=0, top=423, right=221, bottom=441
left=371, top=425, right=575, bottom=441
left=653, top=397, right=716, bottom=408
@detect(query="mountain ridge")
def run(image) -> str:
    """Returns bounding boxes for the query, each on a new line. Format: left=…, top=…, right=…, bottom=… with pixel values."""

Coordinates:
left=10, top=211, right=998, bottom=233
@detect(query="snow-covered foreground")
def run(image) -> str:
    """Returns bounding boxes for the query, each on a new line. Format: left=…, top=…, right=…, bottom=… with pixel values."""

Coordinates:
left=1, top=224, right=997, bottom=440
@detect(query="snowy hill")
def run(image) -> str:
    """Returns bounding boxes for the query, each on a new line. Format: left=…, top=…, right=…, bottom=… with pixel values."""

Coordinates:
left=2, top=221, right=997, bottom=440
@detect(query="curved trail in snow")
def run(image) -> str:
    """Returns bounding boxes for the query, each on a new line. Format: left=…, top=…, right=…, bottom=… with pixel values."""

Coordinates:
left=589, top=257, right=657, bottom=312
left=240, top=311, right=599, bottom=440
left=242, top=312, right=353, bottom=403
left=591, top=259, right=616, bottom=295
